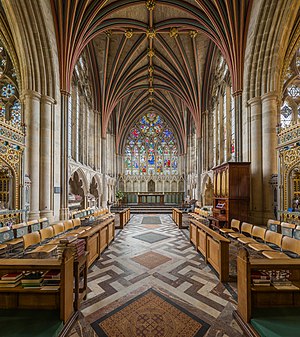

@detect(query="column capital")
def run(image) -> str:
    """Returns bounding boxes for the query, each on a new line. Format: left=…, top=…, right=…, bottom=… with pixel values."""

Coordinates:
left=261, top=91, right=279, bottom=103
left=41, top=95, right=56, bottom=105
left=248, top=96, right=262, bottom=106
left=20, top=89, right=41, bottom=101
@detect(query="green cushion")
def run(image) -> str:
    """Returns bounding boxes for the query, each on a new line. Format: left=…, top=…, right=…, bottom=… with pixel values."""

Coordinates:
left=0, top=309, right=63, bottom=337
left=251, top=307, right=300, bottom=337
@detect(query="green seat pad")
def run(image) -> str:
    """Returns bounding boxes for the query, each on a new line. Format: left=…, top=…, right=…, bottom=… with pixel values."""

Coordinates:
left=251, top=307, right=300, bottom=337
left=0, top=309, right=63, bottom=337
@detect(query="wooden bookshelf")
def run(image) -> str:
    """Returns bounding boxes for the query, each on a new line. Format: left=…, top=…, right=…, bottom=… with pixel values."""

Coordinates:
left=234, top=248, right=300, bottom=336
left=0, top=249, right=75, bottom=324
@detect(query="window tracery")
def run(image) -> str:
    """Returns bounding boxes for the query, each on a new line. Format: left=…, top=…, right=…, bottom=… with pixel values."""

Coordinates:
left=124, top=112, right=178, bottom=176
left=0, top=42, right=21, bottom=128
left=281, top=48, right=300, bottom=128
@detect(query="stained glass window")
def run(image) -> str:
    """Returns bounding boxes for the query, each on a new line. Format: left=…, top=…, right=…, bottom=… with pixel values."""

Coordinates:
left=0, top=41, right=21, bottom=128
left=124, top=112, right=178, bottom=175
left=280, top=103, right=293, bottom=127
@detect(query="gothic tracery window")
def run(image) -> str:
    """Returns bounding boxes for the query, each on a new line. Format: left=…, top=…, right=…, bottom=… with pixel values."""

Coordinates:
left=281, top=48, right=300, bottom=127
left=0, top=42, right=21, bottom=128
left=124, top=112, right=178, bottom=175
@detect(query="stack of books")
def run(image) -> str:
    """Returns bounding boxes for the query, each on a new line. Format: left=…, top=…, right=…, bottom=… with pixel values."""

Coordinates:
left=57, top=237, right=86, bottom=260
left=251, top=271, right=271, bottom=286
left=21, top=272, right=44, bottom=288
left=41, top=269, right=60, bottom=290
left=0, top=272, right=23, bottom=288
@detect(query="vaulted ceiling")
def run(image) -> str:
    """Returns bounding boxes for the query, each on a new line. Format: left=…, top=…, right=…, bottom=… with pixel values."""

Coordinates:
left=51, top=0, right=252, bottom=152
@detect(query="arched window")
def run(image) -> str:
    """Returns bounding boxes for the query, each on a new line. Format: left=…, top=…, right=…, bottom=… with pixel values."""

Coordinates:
left=0, top=42, right=21, bottom=127
left=281, top=48, right=300, bottom=128
left=124, top=112, right=178, bottom=175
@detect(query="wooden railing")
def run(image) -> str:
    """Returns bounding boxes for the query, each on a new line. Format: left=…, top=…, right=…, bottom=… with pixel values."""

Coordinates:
left=119, top=208, right=130, bottom=229
left=190, top=219, right=230, bottom=282
left=172, top=208, right=183, bottom=228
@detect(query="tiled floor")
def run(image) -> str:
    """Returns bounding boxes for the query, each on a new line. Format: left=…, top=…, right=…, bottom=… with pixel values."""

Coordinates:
left=68, top=214, right=245, bottom=337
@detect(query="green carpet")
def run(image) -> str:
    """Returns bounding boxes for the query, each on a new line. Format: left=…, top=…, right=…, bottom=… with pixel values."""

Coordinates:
left=251, top=307, right=300, bottom=337
left=0, top=309, right=63, bottom=337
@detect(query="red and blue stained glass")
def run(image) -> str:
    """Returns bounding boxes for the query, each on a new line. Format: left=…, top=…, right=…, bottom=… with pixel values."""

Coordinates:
left=125, top=112, right=178, bottom=175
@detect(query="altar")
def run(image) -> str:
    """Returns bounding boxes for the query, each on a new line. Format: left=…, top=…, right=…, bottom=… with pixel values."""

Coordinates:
left=137, top=193, right=164, bottom=205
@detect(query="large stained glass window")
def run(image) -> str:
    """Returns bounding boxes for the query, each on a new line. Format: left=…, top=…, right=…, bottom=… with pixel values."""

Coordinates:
left=124, top=112, right=178, bottom=175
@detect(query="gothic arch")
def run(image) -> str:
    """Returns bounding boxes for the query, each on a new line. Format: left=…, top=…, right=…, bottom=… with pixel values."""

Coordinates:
left=244, top=1, right=300, bottom=100
left=1, top=0, right=59, bottom=97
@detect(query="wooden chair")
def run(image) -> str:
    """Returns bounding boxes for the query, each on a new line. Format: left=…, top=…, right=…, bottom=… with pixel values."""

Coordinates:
left=248, top=230, right=283, bottom=252
left=72, top=218, right=81, bottom=228
left=293, top=225, right=300, bottom=240
left=281, top=222, right=296, bottom=238
left=63, top=220, right=74, bottom=231
left=52, top=223, right=65, bottom=235
left=39, top=217, right=50, bottom=229
left=219, top=219, right=241, bottom=234
left=229, top=222, right=253, bottom=239
left=39, top=227, right=54, bottom=241
left=23, top=232, right=41, bottom=250
left=267, top=219, right=281, bottom=233
left=27, top=219, right=40, bottom=233
left=238, top=226, right=267, bottom=245
left=8, top=223, right=29, bottom=247
left=262, top=235, right=300, bottom=259
left=0, top=226, right=12, bottom=253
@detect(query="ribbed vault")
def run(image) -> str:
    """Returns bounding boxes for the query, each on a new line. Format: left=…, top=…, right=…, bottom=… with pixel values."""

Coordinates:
left=51, top=0, right=252, bottom=151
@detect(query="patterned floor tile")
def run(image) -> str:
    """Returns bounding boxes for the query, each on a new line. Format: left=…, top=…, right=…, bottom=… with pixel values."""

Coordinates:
left=141, top=216, right=162, bottom=224
left=67, top=214, right=244, bottom=337
left=131, top=251, right=172, bottom=269
left=132, top=232, right=169, bottom=243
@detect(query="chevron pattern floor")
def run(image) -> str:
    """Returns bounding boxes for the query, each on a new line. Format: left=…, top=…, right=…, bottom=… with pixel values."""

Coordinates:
left=67, top=214, right=244, bottom=337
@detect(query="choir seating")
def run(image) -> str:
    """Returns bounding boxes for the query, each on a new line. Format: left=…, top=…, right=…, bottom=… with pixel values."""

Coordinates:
left=228, top=222, right=253, bottom=239
left=248, top=230, right=283, bottom=252
left=281, top=222, right=296, bottom=237
left=219, top=219, right=241, bottom=234
left=23, top=232, right=41, bottom=250
left=238, top=226, right=267, bottom=245
left=261, top=235, right=300, bottom=259
left=267, top=219, right=281, bottom=233
left=293, top=225, right=300, bottom=240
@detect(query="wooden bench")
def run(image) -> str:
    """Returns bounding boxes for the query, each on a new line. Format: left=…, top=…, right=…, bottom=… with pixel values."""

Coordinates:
left=119, top=208, right=130, bottom=229
left=190, top=219, right=230, bottom=282
left=172, top=208, right=183, bottom=228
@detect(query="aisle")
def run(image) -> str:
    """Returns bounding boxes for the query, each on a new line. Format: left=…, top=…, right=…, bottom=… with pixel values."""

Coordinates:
left=68, top=214, right=244, bottom=337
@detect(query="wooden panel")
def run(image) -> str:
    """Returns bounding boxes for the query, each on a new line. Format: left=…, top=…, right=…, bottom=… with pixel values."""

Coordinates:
left=190, top=223, right=197, bottom=246
left=207, top=236, right=220, bottom=273
left=19, top=293, right=59, bottom=309
left=100, top=228, right=108, bottom=253
left=197, top=229, right=206, bottom=257
left=87, top=233, right=99, bottom=267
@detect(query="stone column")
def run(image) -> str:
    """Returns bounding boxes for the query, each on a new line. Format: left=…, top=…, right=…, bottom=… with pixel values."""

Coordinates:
left=261, top=92, right=278, bottom=221
left=40, top=95, right=55, bottom=221
left=248, top=96, right=263, bottom=224
left=23, top=90, right=41, bottom=220
left=101, top=137, right=108, bottom=208
left=59, top=91, right=70, bottom=220
left=197, top=137, right=202, bottom=202
left=233, top=91, right=243, bottom=162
